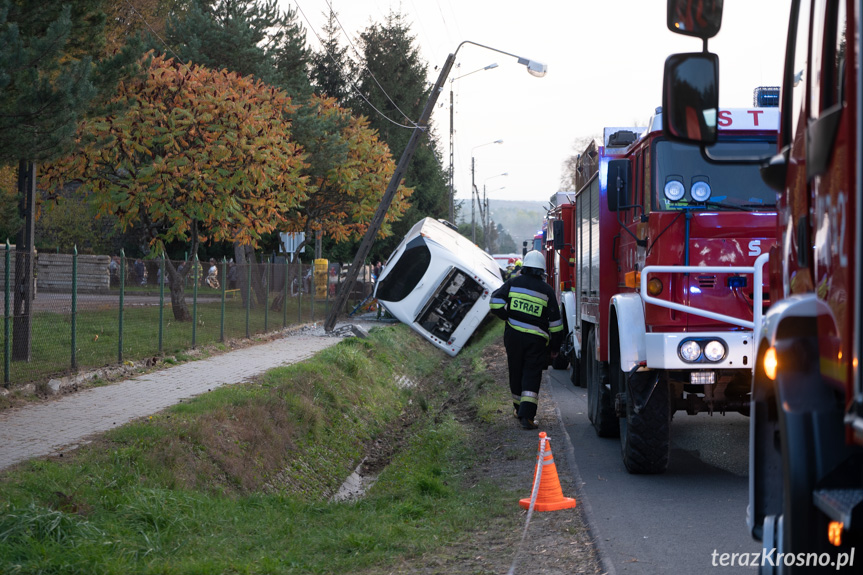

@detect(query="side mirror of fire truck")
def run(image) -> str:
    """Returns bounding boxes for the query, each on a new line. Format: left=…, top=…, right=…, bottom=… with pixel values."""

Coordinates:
left=666, top=0, right=723, bottom=40
left=552, top=220, right=565, bottom=251
left=606, top=159, right=630, bottom=212
left=661, top=52, right=719, bottom=145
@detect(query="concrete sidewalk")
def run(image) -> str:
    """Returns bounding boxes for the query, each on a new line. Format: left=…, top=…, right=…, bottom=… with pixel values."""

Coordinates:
left=0, top=324, right=363, bottom=471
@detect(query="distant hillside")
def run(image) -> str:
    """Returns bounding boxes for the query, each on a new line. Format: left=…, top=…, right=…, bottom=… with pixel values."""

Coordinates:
left=488, top=200, right=547, bottom=246
left=453, top=198, right=546, bottom=250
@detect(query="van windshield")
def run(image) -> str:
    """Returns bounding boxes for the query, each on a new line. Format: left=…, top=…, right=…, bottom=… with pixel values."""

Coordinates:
left=654, top=138, right=777, bottom=211
left=375, top=237, right=431, bottom=302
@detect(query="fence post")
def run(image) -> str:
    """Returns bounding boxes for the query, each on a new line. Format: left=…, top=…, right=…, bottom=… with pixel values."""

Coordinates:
left=311, top=262, right=315, bottom=322
left=298, top=261, right=302, bottom=324
left=4, top=240, right=10, bottom=387
left=264, top=258, right=269, bottom=332
left=220, top=257, right=226, bottom=343
left=245, top=260, right=251, bottom=339
left=118, top=249, right=125, bottom=363
left=192, top=254, right=198, bottom=348
left=158, top=254, right=165, bottom=354
left=283, top=258, right=288, bottom=328
left=71, top=245, right=78, bottom=370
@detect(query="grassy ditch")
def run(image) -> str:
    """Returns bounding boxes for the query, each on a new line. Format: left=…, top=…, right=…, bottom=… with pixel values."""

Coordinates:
left=0, top=320, right=516, bottom=574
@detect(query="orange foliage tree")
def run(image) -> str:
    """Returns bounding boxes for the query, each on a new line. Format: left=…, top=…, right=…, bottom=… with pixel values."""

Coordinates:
left=42, top=53, right=308, bottom=320
left=284, top=94, right=411, bottom=253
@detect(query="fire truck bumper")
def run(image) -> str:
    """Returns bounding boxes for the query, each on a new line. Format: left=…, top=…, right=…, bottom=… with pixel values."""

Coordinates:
left=644, top=331, right=755, bottom=371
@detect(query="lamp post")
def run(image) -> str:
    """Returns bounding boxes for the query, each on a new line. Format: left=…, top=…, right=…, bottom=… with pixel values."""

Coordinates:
left=471, top=140, right=503, bottom=243
left=449, top=63, right=498, bottom=223
left=324, top=40, right=546, bottom=332
left=482, top=173, right=508, bottom=249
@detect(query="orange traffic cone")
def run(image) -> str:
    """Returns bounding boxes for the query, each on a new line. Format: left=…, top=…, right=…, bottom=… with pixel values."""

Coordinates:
left=519, top=432, right=576, bottom=512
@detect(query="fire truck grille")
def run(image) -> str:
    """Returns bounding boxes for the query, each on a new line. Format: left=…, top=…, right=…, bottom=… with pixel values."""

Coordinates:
left=695, top=275, right=716, bottom=289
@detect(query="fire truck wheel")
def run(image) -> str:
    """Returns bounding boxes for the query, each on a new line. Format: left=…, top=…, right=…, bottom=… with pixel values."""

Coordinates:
left=620, top=371, right=671, bottom=474
left=570, top=355, right=583, bottom=387
left=586, top=328, right=619, bottom=437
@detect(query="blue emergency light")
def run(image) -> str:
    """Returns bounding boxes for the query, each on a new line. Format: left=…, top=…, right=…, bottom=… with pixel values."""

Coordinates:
left=727, top=276, right=748, bottom=289
left=753, top=86, right=780, bottom=108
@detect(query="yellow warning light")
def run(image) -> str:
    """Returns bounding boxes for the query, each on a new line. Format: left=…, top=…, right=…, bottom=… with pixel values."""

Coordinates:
left=624, top=271, right=641, bottom=289
left=828, top=521, right=843, bottom=546
left=647, top=278, right=663, bottom=296
left=764, top=347, right=778, bottom=380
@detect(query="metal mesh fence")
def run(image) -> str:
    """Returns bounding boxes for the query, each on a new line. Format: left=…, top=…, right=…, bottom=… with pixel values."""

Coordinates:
left=1, top=247, right=376, bottom=388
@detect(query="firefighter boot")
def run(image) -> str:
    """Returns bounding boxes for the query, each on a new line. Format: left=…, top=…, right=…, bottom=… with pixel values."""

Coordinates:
left=518, top=402, right=538, bottom=430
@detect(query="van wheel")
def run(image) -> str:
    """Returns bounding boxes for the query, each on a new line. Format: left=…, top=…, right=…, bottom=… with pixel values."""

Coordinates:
left=620, top=370, right=670, bottom=474
left=587, top=328, right=618, bottom=437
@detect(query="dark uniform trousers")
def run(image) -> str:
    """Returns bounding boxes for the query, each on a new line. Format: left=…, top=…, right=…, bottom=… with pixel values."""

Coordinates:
left=490, top=272, right=563, bottom=422
left=504, top=327, right=548, bottom=421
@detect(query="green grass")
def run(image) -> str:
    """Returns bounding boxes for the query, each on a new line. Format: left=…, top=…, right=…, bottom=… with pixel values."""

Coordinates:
left=1, top=293, right=335, bottom=387
left=0, top=321, right=515, bottom=574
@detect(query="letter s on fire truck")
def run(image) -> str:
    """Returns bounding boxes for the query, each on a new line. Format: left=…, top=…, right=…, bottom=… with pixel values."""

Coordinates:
left=663, top=0, right=862, bottom=568
left=543, top=102, right=778, bottom=475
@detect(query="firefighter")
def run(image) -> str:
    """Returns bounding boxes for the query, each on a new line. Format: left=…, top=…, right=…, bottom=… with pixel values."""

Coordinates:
left=490, top=250, right=563, bottom=429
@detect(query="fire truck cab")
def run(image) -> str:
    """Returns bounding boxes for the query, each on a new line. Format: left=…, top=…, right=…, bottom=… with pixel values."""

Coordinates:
left=548, top=104, right=778, bottom=474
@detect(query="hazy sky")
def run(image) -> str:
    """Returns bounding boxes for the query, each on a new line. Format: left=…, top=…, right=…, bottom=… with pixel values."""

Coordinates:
left=286, top=1, right=791, bottom=205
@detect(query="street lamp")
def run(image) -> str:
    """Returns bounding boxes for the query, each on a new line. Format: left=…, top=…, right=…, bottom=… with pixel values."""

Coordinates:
left=449, top=63, right=498, bottom=223
left=471, top=140, right=503, bottom=243
left=482, top=173, right=508, bottom=249
left=324, top=39, right=546, bottom=332
left=484, top=185, right=506, bottom=252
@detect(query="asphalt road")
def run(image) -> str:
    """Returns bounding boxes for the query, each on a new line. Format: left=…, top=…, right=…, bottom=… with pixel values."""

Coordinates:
left=547, top=367, right=759, bottom=574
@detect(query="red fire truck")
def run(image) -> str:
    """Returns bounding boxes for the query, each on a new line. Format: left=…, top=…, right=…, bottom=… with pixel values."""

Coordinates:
left=544, top=105, right=778, bottom=474
left=662, top=0, right=862, bottom=567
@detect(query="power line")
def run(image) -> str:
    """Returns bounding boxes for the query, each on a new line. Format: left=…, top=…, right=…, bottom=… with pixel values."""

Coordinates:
left=293, top=0, right=418, bottom=130
left=122, top=0, right=185, bottom=65
left=321, top=0, right=419, bottom=127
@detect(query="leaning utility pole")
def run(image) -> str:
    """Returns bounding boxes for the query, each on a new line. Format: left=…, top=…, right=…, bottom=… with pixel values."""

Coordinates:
left=324, top=53, right=457, bottom=332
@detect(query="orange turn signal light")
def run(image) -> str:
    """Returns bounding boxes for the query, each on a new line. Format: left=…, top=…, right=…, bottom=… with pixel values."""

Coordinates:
left=764, top=347, right=778, bottom=380
left=647, top=278, right=663, bottom=296
left=624, top=271, right=640, bottom=289
left=828, top=521, right=843, bottom=546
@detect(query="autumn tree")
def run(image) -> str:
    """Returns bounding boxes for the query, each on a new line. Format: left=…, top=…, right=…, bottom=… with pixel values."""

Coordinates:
left=285, top=95, right=411, bottom=249
left=266, top=95, right=410, bottom=308
left=42, top=54, right=308, bottom=320
left=351, top=10, right=448, bottom=258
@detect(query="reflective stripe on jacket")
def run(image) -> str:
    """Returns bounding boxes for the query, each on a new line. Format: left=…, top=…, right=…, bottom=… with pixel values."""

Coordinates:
left=490, top=273, right=563, bottom=348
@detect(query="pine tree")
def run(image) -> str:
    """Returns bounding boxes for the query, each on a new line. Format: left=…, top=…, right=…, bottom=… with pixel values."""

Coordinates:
left=352, top=9, right=449, bottom=256
left=310, top=8, right=350, bottom=105
left=0, top=0, right=141, bottom=359
left=165, top=0, right=310, bottom=96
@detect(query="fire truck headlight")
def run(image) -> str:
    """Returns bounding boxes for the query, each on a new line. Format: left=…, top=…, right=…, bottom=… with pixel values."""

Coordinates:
left=691, top=181, right=712, bottom=202
left=680, top=340, right=702, bottom=362
left=703, top=340, right=726, bottom=362
left=664, top=180, right=685, bottom=201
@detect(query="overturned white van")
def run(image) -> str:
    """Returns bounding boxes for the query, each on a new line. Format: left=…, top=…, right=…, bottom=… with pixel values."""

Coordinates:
left=374, top=218, right=504, bottom=356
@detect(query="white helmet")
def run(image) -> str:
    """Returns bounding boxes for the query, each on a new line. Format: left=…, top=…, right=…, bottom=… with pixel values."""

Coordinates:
left=522, top=250, right=546, bottom=274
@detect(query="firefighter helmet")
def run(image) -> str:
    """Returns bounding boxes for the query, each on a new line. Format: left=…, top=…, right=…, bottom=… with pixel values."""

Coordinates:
left=522, top=250, right=546, bottom=274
